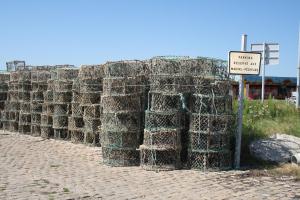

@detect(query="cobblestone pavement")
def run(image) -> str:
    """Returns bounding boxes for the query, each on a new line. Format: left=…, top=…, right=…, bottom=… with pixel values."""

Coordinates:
left=0, top=131, right=300, bottom=200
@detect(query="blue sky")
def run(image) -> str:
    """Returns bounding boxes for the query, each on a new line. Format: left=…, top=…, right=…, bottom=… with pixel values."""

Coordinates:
left=0, top=0, right=299, bottom=77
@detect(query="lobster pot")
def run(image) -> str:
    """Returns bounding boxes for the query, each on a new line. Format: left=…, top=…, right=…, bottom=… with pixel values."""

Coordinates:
left=41, top=114, right=53, bottom=126
left=18, top=124, right=31, bottom=134
left=70, top=130, right=85, bottom=143
left=80, top=92, right=101, bottom=105
left=101, top=147, right=140, bottom=167
left=71, top=103, right=83, bottom=117
left=53, top=91, right=72, bottom=103
left=103, top=77, right=145, bottom=96
left=53, top=103, right=70, bottom=115
left=188, top=65, right=233, bottom=170
left=41, top=125, right=54, bottom=139
left=53, top=128, right=69, bottom=140
left=100, top=62, right=146, bottom=166
left=31, top=113, right=41, bottom=124
left=82, top=104, right=102, bottom=118
left=31, top=124, right=41, bottom=136
left=20, top=102, right=31, bottom=113
left=19, top=113, right=31, bottom=124
left=68, top=116, right=84, bottom=131
left=53, top=115, right=68, bottom=129
left=101, top=94, right=142, bottom=113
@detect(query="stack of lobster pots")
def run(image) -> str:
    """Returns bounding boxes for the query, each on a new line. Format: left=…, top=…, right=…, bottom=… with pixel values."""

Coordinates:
left=100, top=61, right=146, bottom=166
left=188, top=58, right=232, bottom=170
left=140, top=58, right=191, bottom=170
left=0, top=73, right=10, bottom=129
left=68, top=76, right=85, bottom=143
left=77, top=65, right=104, bottom=145
left=2, top=71, right=19, bottom=131
left=30, top=66, right=51, bottom=136
left=52, top=67, right=78, bottom=139
left=40, top=68, right=56, bottom=139
left=18, top=69, right=32, bottom=134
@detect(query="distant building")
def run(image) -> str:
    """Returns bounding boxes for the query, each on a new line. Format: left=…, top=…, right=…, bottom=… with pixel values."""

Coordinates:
left=232, top=75, right=296, bottom=100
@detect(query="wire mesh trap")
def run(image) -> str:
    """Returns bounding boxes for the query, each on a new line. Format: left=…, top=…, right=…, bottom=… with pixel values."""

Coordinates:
left=101, top=147, right=140, bottom=167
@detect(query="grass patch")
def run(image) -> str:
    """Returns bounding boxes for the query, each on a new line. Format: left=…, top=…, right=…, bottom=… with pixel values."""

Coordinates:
left=50, top=164, right=60, bottom=168
left=245, top=164, right=300, bottom=181
left=63, top=187, right=70, bottom=193
left=233, top=98, right=300, bottom=167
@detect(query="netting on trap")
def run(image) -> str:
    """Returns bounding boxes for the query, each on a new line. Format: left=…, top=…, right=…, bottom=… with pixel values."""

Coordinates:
left=83, top=117, right=100, bottom=132
left=188, top=150, right=231, bottom=170
left=71, top=103, right=83, bottom=117
left=31, top=102, right=43, bottom=113
left=43, top=91, right=53, bottom=103
left=53, top=81, right=73, bottom=92
left=31, top=124, right=41, bottom=136
left=191, top=78, right=232, bottom=96
left=30, top=91, right=44, bottom=102
left=52, top=115, right=68, bottom=129
left=19, top=113, right=31, bottom=124
left=188, top=131, right=230, bottom=151
left=149, top=75, right=192, bottom=93
left=70, top=130, right=85, bottom=143
left=41, top=125, right=54, bottom=139
left=51, top=68, right=78, bottom=81
left=31, top=82, right=48, bottom=92
left=103, top=76, right=145, bottom=96
left=18, top=124, right=31, bottom=134
left=30, top=70, right=51, bottom=82
left=78, top=64, right=105, bottom=80
left=53, top=128, right=69, bottom=140
left=8, top=91, right=19, bottom=101
left=144, top=111, right=184, bottom=130
left=83, top=131, right=100, bottom=145
left=101, top=94, right=142, bottom=113
left=31, top=113, right=41, bottom=124
left=17, top=70, right=31, bottom=82
left=8, top=82, right=17, bottom=91
left=79, top=80, right=103, bottom=93
left=101, top=147, right=140, bottom=166
left=189, top=94, right=232, bottom=115
left=80, top=92, right=101, bottom=105
left=101, top=112, right=142, bottom=132
left=53, top=103, right=71, bottom=115
left=41, top=114, right=53, bottom=126
left=68, top=116, right=84, bottom=131
left=20, top=102, right=31, bottom=113
left=71, top=91, right=81, bottom=103
left=82, top=104, right=101, bottom=118
left=148, top=92, right=184, bottom=112
left=100, top=130, right=139, bottom=148
left=42, top=103, right=54, bottom=115
left=143, top=129, right=181, bottom=149
left=0, top=73, right=10, bottom=83
left=0, top=93, right=7, bottom=101
left=189, top=114, right=233, bottom=133
left=9, top=121, right=19, bottom=132
left=140, top=145, right=181, bottom=171
left=9, top=111, right=19, bottom=121
left=18, top=91, right=31, bottom=102
left=53, top=91, right=72, bottom=103
left=103, top=60, right=146, bottom=78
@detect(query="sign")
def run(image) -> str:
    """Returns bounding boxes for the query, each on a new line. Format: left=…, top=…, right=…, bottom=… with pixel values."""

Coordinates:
left=229, top=51, right=261, bottom=75
left=251, top=43, right=279, bottom=65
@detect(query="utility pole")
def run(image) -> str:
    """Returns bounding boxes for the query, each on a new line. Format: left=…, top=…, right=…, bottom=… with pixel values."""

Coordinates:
left=234, top=34, right=247, bottom=169
left=297, top=26, right=300, bottom=109
left=261, top=42, right=266, bottom=102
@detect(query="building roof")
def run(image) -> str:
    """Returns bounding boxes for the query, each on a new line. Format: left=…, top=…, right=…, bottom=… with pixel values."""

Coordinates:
left=244, top=75, right=297, bottom=85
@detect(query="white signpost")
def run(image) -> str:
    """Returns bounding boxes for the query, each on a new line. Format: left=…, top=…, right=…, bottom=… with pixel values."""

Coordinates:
left=251, top=43, right=279, bottom=102
left=229, top=35, right=262, bottom=169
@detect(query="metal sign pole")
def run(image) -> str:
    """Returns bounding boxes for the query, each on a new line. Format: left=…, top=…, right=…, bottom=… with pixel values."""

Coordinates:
left=261, top=42, right=266, bottom=102
left=234, top=34, right=247, bottom=169
left=297, top=26, right=300, bottom=109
